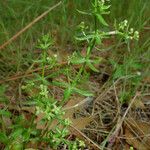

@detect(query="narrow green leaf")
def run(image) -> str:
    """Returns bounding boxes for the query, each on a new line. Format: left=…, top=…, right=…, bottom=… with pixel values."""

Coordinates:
left=87, top=62, right=99, bottom=72
left=75, top=34, right=95, bottom=41
left=70, top=57, right=85, bottom=64
left=0, top=85, right=8, bottom=103
left=10, top=128, right=23, bottom=139
left=73, top=87, right=93, bottom=97
left=102, top=5, right=111, bottom=10
left=77, top=9, right=91, bottom=15
left=101, top=11, right=110, bottom=15
left=0, top=132, right=8, bottom=144
left=52, top=81, right=68, bottom=88
left=63, top=88, right=72, bottom=101
left=0, top=85, right=6, bottom=95
left=92, top=58, right=102, bottom=64
left=69, top=51, right=86, bottom=64
left=23, top=129, right=31, bottom=141
left=96, top=14, right=108, bottom=26
left=113, top=65, right=125, bottom=79
left=0, top=109, right=11, bottom=117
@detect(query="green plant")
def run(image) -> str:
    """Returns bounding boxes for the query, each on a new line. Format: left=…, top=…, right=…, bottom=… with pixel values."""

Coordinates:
left=21, top=35, right=72, bottom=149
left=37, top=34, right=54, bottom=78
left=129, top=146, right=134, bottom=150
left=85, top=1, right=140, bottom=105
left=1, top=0, right=149, bottom=149
left=0, top=34, right=86, bottom=149
left=21, top=34, right=86, bottom=149
left=75, top=0, right=139, bottom=81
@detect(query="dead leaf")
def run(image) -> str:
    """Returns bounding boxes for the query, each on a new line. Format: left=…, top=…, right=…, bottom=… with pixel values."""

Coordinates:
left=70, top=116, right=93, bottom=130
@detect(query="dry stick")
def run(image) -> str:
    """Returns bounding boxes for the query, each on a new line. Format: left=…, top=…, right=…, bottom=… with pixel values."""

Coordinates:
left=69, top=125, right=101, bottom=150
left=0, top=65, right=50, bottom=84
left=92, top=75, right=140, bottom=114
left=107, top=93, right=139, bottom=148
left=0, top=61, right=87, bottom=84
left=0, top=61, right=67, bottom=84
left=0, top=1, right=62, bottom=50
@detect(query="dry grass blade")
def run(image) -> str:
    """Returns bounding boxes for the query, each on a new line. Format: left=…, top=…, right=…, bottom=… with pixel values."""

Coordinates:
left=0, top=61, right=67, bottom=84
left=63, top=97, right=94, bottom=111
left=107, top=93, right=139, bottom=148
left=69, top=124, right=101, bottom=150
left=0, top=1, right=62, bottom=50
left=124, top=118, right=150, bottom=150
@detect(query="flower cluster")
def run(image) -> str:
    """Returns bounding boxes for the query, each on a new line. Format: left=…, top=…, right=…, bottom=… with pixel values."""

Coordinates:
left=118, top=20, right=139, bottom=40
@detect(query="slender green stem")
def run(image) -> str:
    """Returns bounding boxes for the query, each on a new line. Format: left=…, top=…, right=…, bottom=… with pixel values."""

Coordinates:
left=62, top=0, right=99, bottom=104
left=73, top=64, right=85, bottom=86
left=42, top=49, right=47, bottom=79
left=72, top=0, right=99, bottom=87
left=94, top=0, right=98, bottom=32
left=0, top=116, right=6, bottom=133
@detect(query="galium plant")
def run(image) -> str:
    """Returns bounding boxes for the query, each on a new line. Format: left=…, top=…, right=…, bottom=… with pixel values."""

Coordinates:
left=50, top=0, right=140, bottom=105
left=26, top=0, right=140, bottom=110
left=74, top=0, right=140, bottom=106
left=37, top=34, right=54, bottom=78
left=21, top=34, right=86, bottom=149
left=76, top=1, right=139, bottom=44
left=0, top=33, right=86, bottom=149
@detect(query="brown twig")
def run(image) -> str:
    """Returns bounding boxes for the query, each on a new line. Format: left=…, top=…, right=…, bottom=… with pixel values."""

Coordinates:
left=0, top=60, right=90, bottom=84
left=107, top=93, right=139, bottom=148
left=69, top=124, right=101, bottom=150
left=0, top=61, right=67, bottom=84
left=0, top=1, right=62, bottom=50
